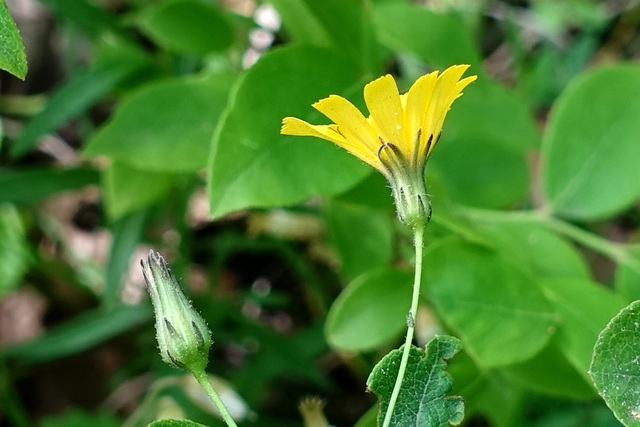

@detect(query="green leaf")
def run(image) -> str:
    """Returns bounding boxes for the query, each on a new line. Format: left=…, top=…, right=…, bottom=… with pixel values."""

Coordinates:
left=147, top=420, right=208, bottom=427
left=503, top=341, right=596, bottom=399
left=0, top=167, right=99, bottom=203
left=208, top=45, right=370, bottom=218
left=542, top=64, right=640, bottom=220
left=0, top=204, right=31, bottom=297
left=372, top=3, right=481, bottom=70
left=423, top=239, right=556, bottom=367
left=0, top=0, right=27, bottom=79
left=429, top=80, right=539, bottom=209
left=325, top=268, right=412, bottom=352
left=590, top=300, right=640, bottom=426
left=139, top=0, right=233, bottom=56
left=103, top=211, right=148, bottom=309
left=354, top=406, right=377, bottom=427
left=615, top=257, right=640, bottom=303
left=324, top=199, right=394, bottom=279
left=271, top=0, right=381, bottom=73
left=37, top=0, right=128, bottom=41
left=1, top=304, right=151, bottom=363
left=541, top=277, right=627, bottom=380
left=85, top=73, right=233, bottom=172
left=367, top=336, right=465, bottom=426
left=39, top=410, right=120, bottom=427
left=13, top=47, right=153, bottom=157
left=104, top=161, right=175, bottom=219
left=475, top=221, right=591, bottom=279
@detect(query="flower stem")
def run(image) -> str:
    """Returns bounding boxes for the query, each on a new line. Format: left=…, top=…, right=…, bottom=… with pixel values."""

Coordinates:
left=382, top=226, right=425, bottom=427
left=191, top=369, right=238, bottom=427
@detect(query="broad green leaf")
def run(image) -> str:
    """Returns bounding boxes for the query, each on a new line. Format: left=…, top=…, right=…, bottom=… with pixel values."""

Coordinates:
left=139, top=0, right=233, bottom=56
left=428, top=80, right=539, bottom=209
left=423, top=239, right=556, bottom=367
left=324, top=199, right=394, bottom=279
left=85, top=73, right=233, bottom=172
left=367, top=336, right=465, bottom=426
left=0, top=204, right=31, bottom=297
left=0, top=167, right=99, bottom=203
left=0, top=0, right=27, bottom=79
left=104, top=161, right=175, bottom=219
left=325, top=268, right=412, bottom=352
left=271, top=0, right=381, bottom=73
left=428, top=133, right=529, bottom=209
left=372, top=3, right=481, bottom=70
left=208, top=45, right=370, bottom=219
left=475, top=221, right=591, bottom=279
left=13, top=47, right=153, bottom=157
left=542, top=64, right=640, bottom=220
left=148, top=420, right=207, bottom=427
left=1, top=304, right=151, bottom=363
left=40, top=410, right=120, bottom=427
left=445, top=79, right=540, bottom=151
left=503, top=341, right=595, bottom=399
left=451, top=356, right=525, bottom=427
left=541, top=277, right=627, bottom=380
left=590, top=300, right=640, bottom=427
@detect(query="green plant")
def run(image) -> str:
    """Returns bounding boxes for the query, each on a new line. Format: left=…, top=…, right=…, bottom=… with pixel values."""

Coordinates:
left=1, top=1, right=640, bottom=426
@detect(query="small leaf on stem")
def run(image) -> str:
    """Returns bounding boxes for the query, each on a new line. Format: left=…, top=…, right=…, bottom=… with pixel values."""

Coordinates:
left=367, top=335, right=465, bottom=427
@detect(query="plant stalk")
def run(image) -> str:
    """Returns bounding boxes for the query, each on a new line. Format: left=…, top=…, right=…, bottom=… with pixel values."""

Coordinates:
left=382, top=226, right=425, bottom=427
left=191, top=369, right=238, bottom=427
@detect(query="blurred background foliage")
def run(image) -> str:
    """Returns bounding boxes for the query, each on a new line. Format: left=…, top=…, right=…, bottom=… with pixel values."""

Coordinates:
left=1, top=0, right=640, bottom=426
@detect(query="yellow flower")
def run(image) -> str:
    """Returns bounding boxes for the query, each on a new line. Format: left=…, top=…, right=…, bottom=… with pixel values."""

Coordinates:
left=281, top=65, right=476, bottom=229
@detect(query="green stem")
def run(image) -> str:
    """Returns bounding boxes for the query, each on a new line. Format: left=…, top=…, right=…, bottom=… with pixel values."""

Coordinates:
left=191, top=369, right=238, bottom=427
left=461, top=207, right=640, bottom=274
left=382, top=226, right=425, bottom=427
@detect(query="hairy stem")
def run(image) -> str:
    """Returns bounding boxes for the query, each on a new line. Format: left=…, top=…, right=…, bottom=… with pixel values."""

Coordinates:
left=191, top=369, right=238, bottom=427
left=382, top=226, right=425, bottom=427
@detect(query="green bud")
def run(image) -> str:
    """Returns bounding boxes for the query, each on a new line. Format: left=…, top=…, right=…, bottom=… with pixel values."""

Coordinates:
left=141, top=250, right=212, bottom=373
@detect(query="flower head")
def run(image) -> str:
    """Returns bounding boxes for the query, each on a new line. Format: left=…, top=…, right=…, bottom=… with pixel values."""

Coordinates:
left=281, top=65, right=476, bottom=229
left=141, top=250, right=213, bottom=373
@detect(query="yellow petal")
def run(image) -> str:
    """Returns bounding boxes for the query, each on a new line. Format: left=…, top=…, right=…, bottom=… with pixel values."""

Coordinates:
left=363, top=75, right=406, bottom=152
left=403, top=71, right=438, bottom=158
left=281, top=117, right=381, bottom=170
left=421, top=65, right=475, bottom=158
left=312, top=95, right=379, bottom=153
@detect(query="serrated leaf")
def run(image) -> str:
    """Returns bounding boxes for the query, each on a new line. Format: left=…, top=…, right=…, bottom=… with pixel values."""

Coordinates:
left=139, top=0, right=233, bottom=56
left=208, top=45, right=370, bottom=218
left=325, top=268, right=412, bottom=352
left=590, top=300, right=640, bottom=426
left=367, top=336, right=465, bottom=427
left=0, top=0, right=27, bottom=79
left=85, top=73, right=233, bottom=172
left=542, top=64, right=640, bottom=220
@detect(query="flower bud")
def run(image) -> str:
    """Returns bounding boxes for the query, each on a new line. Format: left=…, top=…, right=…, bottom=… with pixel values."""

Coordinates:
left=141, top=250, right=212, bottom=373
